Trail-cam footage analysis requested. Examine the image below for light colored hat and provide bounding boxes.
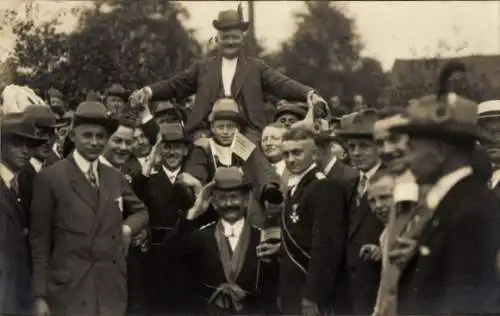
[477,100,500,120]
[208,98,244,124]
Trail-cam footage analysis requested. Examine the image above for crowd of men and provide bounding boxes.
[2,7,500,316]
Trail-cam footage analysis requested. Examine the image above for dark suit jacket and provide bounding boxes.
[18,163,37,230]
[0,179,31,315]
[30,156,149,315]
[325,159,359,209]
[344,167,385,315]
[279,168,346,314]
[171,217,278,315]
[46,148,62,166]
[398,175,500,315]
[149,53,312,134]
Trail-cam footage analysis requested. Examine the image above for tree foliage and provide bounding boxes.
[264,1,388,111]
[5,0,201,107]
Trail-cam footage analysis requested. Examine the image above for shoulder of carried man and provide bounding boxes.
[315,172,326,180]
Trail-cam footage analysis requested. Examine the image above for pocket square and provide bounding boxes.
[116,196,123,212]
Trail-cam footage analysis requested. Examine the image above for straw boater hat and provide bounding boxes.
[212,7,249,31]
[208,98,245,125]
[477,100,500,122]
[73,101,118,134]
[213,167,252,192]
[336,109,379,139]
[391,61,495,144]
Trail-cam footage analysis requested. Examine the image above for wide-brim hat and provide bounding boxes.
[391,93,496,144]
[1,112,47,144]
[208,98,245,125]
[73,101,118,134]
[314,130,342,145]
[159,122,191,144]
[212,9,249,31]
[336,109,379,139]
[213,167,252,191]
[24,105,66,129]
[274,101,307,121]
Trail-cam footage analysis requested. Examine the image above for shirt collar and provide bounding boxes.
[30,157,44,173]
[324,156,338,175]
[162,165,181,183]
[99,155,114,168]
[0,163,15,189]
[491,168,500,189]
[426,166,473,210]
[222,56,238,64]
[220,217,245,237]
[73,150,98,175]
[288,163,317,188]
[52,143,61,158]
[362,161,381,181]
[273,160,286,177]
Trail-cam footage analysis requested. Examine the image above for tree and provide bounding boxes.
[5,0,201,107]
[264,1,387,111]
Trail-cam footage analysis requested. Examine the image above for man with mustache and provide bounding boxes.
[335,109,385,315]
[167,167,279,314]
[477,100,500,194]
[0,112,47,316]
[129,7,325,142]
[386,92,500,315]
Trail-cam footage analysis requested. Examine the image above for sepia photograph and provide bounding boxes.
[0,1,499,315]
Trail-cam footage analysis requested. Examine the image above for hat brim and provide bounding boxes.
[209,112,246,125]
[315,134,342,144]
[212,20,250,31]
[214,183,253,192]
[1,131,47,144]
[274,109,306,121]
[73,116,118,134]
[335,130,373,139]
[392,123,497,145]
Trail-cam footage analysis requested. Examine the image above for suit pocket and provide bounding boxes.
[52,269,72,285]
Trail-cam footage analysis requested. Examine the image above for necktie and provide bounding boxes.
[87,164,98,188]
[356,173,368,206]
[10,173,19,196]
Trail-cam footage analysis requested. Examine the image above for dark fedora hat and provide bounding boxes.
[212,9,249,31]
[213,167,252,192]
[153,101,187,122]
[1,112,47,144]
[24,105,66,129]
[391,93,496,144]
[336,109,379,139]
[274,101,308,121]
[73,101,118,133]
[208,98,245,125]
[160,122,190,144]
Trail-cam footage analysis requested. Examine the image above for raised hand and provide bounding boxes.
[186,181,216,220]
[129,87,152,109]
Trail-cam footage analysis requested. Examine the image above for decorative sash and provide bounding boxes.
[281,202,310,275]
[210,220,251,311]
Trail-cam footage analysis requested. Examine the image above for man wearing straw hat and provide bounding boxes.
[0,112,47,315]
[477,100,500,193]
[130,6,326,141]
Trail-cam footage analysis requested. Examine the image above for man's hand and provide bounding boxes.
[301,298,320,316]
[131,229,148,247]
[359,244,382,262]
[256,242,281,263]
[388,236,417,267]
[33,297,50,316]
[122,225,132,256]
[307,91,327,109]
[177,172,204,196]
[186,181,216,220]
[129,87,152,109]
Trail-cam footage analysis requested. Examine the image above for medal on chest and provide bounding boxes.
[290,204,299,223]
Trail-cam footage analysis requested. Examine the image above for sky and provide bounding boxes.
[0,1,499,71]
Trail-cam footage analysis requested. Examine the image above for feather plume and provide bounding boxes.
[436,60,466,101]
[237,2,244,21]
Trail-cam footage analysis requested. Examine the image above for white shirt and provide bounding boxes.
[30,157,44,173]
[221,218,245,251]
[490,168,500,189]
[426,166,472,211]
[359,161,381,196]
[221,57,238,96]
[323,157,338,175]
[287,163,317,196]
[74,151,99,186]
[52,143,62,159]
[0,163,15,189]
[162,165,181,183]
[273,160,286,177]
[137,156,149,169]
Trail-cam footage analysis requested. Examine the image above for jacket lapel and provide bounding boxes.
[66,157,99,211]
[0,180,23,226]
[231,54,249,98]
[207,54,222,101]
[96,163,115,216]
[290,168,317,204]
